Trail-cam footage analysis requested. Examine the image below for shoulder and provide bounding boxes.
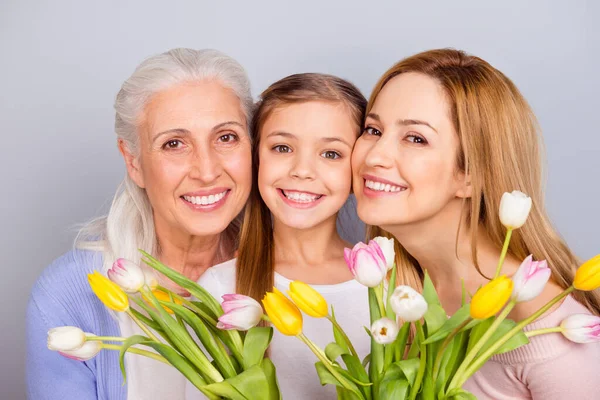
[197,258,237,300]
[27,249,109,330]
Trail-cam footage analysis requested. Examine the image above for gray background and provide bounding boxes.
[1,0,598,398]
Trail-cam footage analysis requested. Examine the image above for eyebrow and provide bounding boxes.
[152,120,245,142]
[366,113,438,133]
[266,131,352,148]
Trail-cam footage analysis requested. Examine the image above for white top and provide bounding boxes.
[185,258,371,400]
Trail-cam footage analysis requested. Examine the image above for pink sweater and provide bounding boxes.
[463,296,600,399]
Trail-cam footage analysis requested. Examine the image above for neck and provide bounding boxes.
[386,199,515,311]
[154,219,227,290]
[272,215,346,267]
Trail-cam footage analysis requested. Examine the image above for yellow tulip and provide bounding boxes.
[143,289,183,314]
[262,287,303,336]
[88,271,129,312]
[470,275,513,319]
[288,281,329,318]
[574,254,600,291]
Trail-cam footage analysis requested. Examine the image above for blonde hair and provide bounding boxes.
[236,73,367,303]
[366,49,600,315]
[76,48,253,273]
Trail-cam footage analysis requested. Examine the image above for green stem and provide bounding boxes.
[525,326,563,338]
[327,315,359,359]
[432,318,471,381]
[86,336,126,342]
[126,309,161,342]
[409,321,426,400]
[298,333,365,400]
[456,287,574,388]
[158,286,218,326]
[375,282,386,317]
[494,228,513,278]
[448,301,516,391]
[101,343,169,364]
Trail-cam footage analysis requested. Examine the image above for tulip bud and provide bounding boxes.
[370,317,399,345]
[262,288,303,336]
[47,326,86,352]
[107,258,146,293]
[288,281,328,318]
[390,286,428,322]
[373,236,395,270]
[88,271,129,312]
[499,190,532,229]
[574,254,600,291]
[217,294,263,331]
[59,334,102,361]
[511,255,551,302]
[470,275,513,319]
[560,314,600,343]
[344,241,387,287]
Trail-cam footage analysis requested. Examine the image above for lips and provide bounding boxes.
[182,190,229,206]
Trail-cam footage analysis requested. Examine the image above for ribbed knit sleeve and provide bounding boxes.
[464,296,600,399]
[26,250,125,400]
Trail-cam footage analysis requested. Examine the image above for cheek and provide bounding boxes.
[324,161,352,195]
[222,147,252,188]
[143,155,188,192]
[351,139,369,173]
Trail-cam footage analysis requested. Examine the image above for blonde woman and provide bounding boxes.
[26,48,253,400]
[351,49,600,399]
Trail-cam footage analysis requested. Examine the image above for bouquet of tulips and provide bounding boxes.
[259,190,600,399]
[47,252,280,400]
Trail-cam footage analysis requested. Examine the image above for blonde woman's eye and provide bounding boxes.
[362,126,381,136]
[273,145,292,153]
[163,139,183,149]
[406,134,427,145]
[322,150,341,160]
[218,133,239,143]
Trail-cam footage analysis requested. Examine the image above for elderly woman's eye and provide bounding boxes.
[218,133,239,143]
[163,139,183,149]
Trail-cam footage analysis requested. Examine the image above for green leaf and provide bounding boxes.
[166,301,237,378]
[393,322,411,362]
[437,330,468,395]
[260,358,281,400]
[341,354,372,400]
[385,264,398,321]
[446,388,478,400]
[422,271,441,306]
[368,287,384,389]
[379,365,410,399]
[326,342,349,362]
[395,358,420,386]
[488,319,529,355]
[336,387,363,400]
[128,308,163,332]
[314,362,364,399]
[331,307,351,354]
[423,304,470,344]
[466,317,494,354]
[242,327,273,369]
[423,303,447,337]
[118,335,151,384]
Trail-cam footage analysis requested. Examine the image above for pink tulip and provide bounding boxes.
[560,314,600,343]
[511,255,551,302]
[108,258,145,293]
[344,241,387,287]
[217,294,263,331]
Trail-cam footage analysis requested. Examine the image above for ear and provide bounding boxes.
[455,171,472,199]
[118,139,145,188]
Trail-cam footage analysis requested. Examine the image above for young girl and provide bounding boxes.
[351,48,600,399]
[187,73,369,399]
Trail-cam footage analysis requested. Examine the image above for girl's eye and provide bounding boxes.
[321,150,341,160]
[273,145,292,153]
[363,126,382,136]
[406,134,427,145]
[218,133,239,143]
[163,139,183,149]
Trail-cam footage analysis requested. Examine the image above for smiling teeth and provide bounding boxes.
[365,180,404,192]
[283,190,321,203]
[183,191,227,205]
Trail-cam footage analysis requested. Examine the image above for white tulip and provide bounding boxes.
[373,236,395,270]
[499,190,532,229]
[390,286,428,322]
[370,317,399,345]
[107,258,146,293]
[59,334,102,361]
[47,326,86,351]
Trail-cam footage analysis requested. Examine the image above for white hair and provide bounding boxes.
[76,48,253,273]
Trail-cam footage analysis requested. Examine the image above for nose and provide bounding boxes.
[289,151,316,180]
[364,135,395,170]
[189,144,223,183]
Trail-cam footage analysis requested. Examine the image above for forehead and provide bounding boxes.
[371,72,450,124]
[262,101,358,142]
[141,81,245,131]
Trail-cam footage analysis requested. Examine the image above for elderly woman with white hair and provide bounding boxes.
[26,48,254,400]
